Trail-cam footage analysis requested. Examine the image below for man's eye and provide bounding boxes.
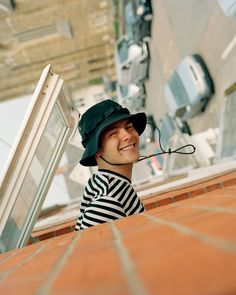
[109,130,118,136]
[126,124,133,130]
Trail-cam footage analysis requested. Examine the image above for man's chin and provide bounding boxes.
[123,155,140,164]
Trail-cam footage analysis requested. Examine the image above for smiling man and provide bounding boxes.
[75,99,147,230]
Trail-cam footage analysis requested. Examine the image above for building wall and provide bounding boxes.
[0,0,117,101]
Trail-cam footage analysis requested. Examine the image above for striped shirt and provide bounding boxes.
[75,169,145,230]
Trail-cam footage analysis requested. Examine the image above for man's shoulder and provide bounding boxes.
[83,172,110,196]
[92,171,111,186]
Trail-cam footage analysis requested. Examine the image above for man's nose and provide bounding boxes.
[120,128,132,140]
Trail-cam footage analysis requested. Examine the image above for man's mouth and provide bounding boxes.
[120,144,136,151]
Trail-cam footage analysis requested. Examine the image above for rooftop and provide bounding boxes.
[0,161,236,294]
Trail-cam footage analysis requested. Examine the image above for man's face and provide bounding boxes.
[97,119,140,165]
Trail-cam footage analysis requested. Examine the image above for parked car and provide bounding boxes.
[218,0,236,18]
[164,54,214,121]
[115,35,149,85]
[124,0,153,43]
[116,83,146,112]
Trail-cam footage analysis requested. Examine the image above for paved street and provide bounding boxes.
[145,0,236,134]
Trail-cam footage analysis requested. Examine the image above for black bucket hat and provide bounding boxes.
[78,99,147,166]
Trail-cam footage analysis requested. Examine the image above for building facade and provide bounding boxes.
[0,0,117,102]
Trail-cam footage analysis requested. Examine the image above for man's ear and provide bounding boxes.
[96,150,102,157]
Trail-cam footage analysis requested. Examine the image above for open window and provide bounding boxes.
[0,65,75,252]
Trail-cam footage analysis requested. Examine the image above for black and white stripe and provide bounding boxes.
[75,169,145,230]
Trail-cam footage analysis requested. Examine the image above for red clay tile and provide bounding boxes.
[223,178,236,187]
[156,197,174,207]
[173,193,190,202]
[144,202,157,210]
[189,187,206,197]
[207,183,222,192]
[37,231,56,241]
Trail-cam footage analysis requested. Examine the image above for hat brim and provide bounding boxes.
[80,112,147,166]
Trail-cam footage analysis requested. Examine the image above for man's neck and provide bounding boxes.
[97,162,133,180]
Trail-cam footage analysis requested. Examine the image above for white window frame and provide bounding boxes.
[0,65,74,251]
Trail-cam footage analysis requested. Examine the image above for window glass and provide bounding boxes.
[0,96,32,184]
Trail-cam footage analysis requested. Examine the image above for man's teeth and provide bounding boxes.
[121,144,135,151]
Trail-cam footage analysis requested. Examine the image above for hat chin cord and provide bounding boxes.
[99,156,134,166]
[138,124,196,163]
[99,124,196,166]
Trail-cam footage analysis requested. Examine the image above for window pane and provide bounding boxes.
[0,96,32,184]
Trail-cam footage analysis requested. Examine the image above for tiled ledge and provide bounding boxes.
[31,161,236,242]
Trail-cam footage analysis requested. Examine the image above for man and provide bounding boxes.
[75,99,147,230]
